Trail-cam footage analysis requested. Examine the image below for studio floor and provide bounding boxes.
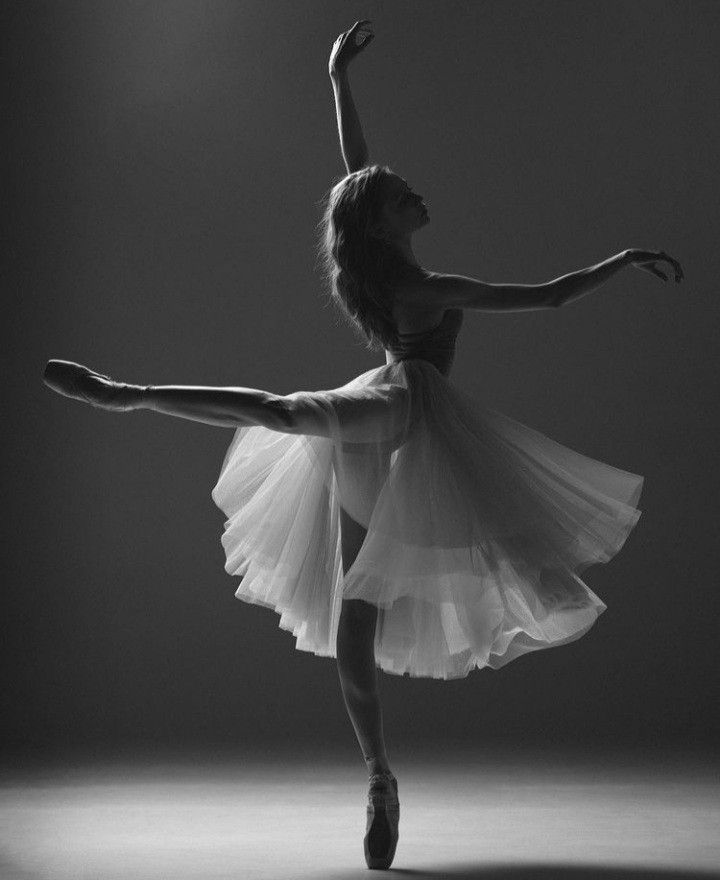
[1,746,718,879]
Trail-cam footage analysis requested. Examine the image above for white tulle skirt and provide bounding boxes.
[210,359,643,680]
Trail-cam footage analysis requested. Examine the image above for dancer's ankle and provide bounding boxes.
[365,755,392,777]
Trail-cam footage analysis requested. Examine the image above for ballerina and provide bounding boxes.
[43,20,684,871]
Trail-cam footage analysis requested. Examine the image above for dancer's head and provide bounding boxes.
[316,165,428,351]
[371,169,429,241]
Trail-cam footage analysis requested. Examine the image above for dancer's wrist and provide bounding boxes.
[122,383,152,411]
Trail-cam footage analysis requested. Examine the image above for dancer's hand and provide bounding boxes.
[625,249,684,283]
[329,20,374,78]
[43,359,145,412]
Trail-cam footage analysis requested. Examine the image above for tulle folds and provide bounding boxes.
[211,358,644,680]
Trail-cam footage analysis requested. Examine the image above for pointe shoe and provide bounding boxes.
[363,771,399,870]
[43,359,137,412]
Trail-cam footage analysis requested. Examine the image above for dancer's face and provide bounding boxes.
[374,174,429,241]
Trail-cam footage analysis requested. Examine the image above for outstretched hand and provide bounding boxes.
[329,20,374,77]
[626,249,684,283]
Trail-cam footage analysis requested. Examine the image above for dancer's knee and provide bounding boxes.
[338,598,378,643]
[336,601,378,688]
[278,392,332,437]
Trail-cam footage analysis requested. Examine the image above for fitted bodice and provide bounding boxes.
[384,308,464,376]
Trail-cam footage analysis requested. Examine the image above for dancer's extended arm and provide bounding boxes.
[548,249,683,307]
[329,21,374,174]
[405,249,683,313]
[543,251,635,308]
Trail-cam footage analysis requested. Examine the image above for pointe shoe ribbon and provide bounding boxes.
[43,359,138,412]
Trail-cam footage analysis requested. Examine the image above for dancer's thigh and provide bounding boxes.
[333,444,391,531]
[339,504,368,576]
[338,505,378,642]
[283,383,411,445]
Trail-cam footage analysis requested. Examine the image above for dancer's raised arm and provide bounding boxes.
[329,21,374,174]
[399,249,684,313]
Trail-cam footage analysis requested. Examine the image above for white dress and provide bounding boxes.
[211,308,643,679]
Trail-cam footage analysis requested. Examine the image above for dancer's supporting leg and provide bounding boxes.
[336,506,391,777]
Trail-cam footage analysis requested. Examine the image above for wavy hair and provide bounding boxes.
[315,164,425,352]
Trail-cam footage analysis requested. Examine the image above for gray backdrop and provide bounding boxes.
[4,0,719,762]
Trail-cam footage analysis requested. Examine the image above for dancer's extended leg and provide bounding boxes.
[138,384,309,431]
[43,361,410,444]
[42,361,305,431]
[137,383,404,440]
[336,506,391,776]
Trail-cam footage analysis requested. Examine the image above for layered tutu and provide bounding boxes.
[210,359,643,680]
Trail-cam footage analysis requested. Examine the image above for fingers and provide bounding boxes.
[660,251,684,282]
[631,248,685,284]
[335,20,373,47]
[637,264,667,281]
[334,19,370,43]
[350,19,373,48]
